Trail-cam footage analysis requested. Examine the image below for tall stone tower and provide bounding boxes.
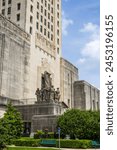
[0,0,62,102]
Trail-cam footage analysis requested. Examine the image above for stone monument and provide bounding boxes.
[35,71,60,103]
[15,71,64,135]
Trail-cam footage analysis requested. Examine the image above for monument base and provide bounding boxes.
[32,114,59,132]
[15,101,66,134]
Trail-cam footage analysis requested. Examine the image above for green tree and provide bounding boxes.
[57,109,100,140]
[0,102,23,145]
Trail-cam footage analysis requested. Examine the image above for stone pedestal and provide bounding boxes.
[15,101,63,133]
[32,114,59,132]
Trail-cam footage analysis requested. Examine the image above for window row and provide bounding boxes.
[2,0,12,6]
[39,25,54,41]
[39,0,53,5]
[40,15,53,23]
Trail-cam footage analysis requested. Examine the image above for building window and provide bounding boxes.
[44,9,47,16]
[93,100,95,110]
[37,2,39,9]
[17,3,21,10]
[37,12,39,19]
[57,38,59,44]
[7,7,11,14]
[51,34,53,41]
[57,12,59,18]
[41,6,43,13]
[2,9,5,15]
[57,47,59,54]
[48,4,50,10]
[57,4,59,10]
[51,25,53,31]
[8,0,12,4]
[51,16,53,22]
[36,22,39,30]
[40,25,43,33]
[45,0,47,7]
[44,19,46,26]
[30,27,32,34]
[51,0,53,5]
[57,29,59,36]
[40,15,43,22]
[68,99,70,107]
[30,5,33,12]
[44,28,46,35]
[51,7,53,14]
[48,13,50,19]
[48,32,50,39]
[2,0,5,6]
[30,16,33,23]
[48,22,50,29]
[17,14,20,21]
[57,21,59,27]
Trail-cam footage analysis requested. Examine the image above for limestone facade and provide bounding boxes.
[0,0,62,102]
[74,80,100,110]
[60,58,78,108]
[0,15,30,100]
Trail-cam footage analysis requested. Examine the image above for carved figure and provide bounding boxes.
[41,71,52,90]
[55,88,61,101]
[35,88,41,102]
[49,85,55,100]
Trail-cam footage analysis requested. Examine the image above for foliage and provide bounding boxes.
[11,138,41,147]
[0,119,7,150]
[0,102,23,146]
[56,139,92,149]
[57,109,100,140]
[11,138,92,149]
[34,130,55,139]
[7,147,56,150]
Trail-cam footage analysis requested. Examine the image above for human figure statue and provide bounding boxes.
[41,71,52,101]
[35,88,41,102]
[49,85,55,101]
[41,71,52,90]
[55,88,61,101]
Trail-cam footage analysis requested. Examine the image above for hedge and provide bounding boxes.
[12,138,92,149]
[56,139,92,149]
[11,138,41,147]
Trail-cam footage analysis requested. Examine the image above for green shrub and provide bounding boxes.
[56,139,92,149]
[48,132,54,139]
[11,138,41,147]
[34,130,44,139]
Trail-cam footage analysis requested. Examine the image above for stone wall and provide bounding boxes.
[74,80,100,110]
[0,15,30,100]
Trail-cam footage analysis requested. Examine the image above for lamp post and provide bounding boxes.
[58,127,61,150]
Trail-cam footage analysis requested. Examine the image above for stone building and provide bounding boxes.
[74,80,100,110]
[0,0,100,112]
[60,58,78,108]
[0,0,62,102]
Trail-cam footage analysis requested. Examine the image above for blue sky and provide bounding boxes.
[62,0,100,88]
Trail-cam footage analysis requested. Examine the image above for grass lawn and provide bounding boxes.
[7,146,58,150]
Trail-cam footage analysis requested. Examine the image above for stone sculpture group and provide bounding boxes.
[35,71,60,103]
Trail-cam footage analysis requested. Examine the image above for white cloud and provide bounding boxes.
[80,22,98,32]
[77,58,86,64]
[80,22,100,60]
[62,11,73,36]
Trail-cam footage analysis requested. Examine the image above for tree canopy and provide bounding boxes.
[57,109,100,140]
[0,102,23,147]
